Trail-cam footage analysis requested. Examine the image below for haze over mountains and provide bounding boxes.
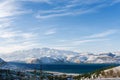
[0,48,120,64]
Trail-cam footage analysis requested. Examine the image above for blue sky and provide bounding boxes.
[0,0,120,53]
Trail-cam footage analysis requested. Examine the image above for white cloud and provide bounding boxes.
[44,28,56,35]
[0,0,38,53]
[85,30,118,39]
[40,29,117,50]
[35,0,120,19]
[19,0,51,4]
[0,41,39,53]
[0,19,12,28]
[51,29,118,50]
[36,6,95,19]
[72,39,109,45]
[44,38,109,52]
[0,31,15,38]
[0,0,25,18]
[0,0,119,53]
[55,38,109,47]
[111,0,120,5]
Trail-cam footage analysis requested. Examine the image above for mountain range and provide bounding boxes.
[0,48,120,64]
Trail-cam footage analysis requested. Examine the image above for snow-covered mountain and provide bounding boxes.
[0,58,6,66]
[0,48,78,64]
[0,48,120,64]
[0,58,18,70]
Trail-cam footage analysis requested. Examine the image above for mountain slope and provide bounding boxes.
[99,66,120,78]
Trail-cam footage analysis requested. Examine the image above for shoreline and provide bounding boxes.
[44,71,80,76]
[27,69,80,76]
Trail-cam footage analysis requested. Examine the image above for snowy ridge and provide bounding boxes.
[0,48,120,64]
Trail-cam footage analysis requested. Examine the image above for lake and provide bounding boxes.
[9,62,119,74]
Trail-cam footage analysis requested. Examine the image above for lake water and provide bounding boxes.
[10,62,119,74]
